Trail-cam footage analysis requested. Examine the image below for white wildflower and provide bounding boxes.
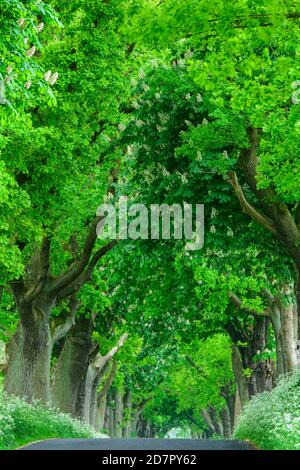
[142,83,150,92]
[210,225,216,234]
[130,78,138,87]
[185,93,191,101]
[138,69,146,79]
[25,80,32,89]
[202,118,208,125]
[227,228,234,237]
[6,65,13,75]
[196,151,202,162]
[155,92,161,100]
[196,93,203,103]
[223,150,228,159]
[135,119,145,128]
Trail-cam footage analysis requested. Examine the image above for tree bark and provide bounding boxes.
[221,404,231,438]
[4,290,53,403]
[123,390,132,438]
[231,344,249,406]
[115,389,124,438]
[52,315,93,417]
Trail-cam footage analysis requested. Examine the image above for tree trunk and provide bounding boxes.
[270,302,298,375]
[221,405,231,438]
[109,403,115,437]
[208,406,223,437]
[123,390,132,438]
[114,389,124,438]
[4,293,53,403]
[52,316,93,417]
[281,304,298,372]
[96,394,107,432]
[231,345,249,406]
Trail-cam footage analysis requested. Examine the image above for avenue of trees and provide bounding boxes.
[0,0,300,440]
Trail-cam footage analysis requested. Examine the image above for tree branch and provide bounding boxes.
[49,217,104,295]
[93,332,129,370]
[228,291,270,317]
[97,360,118,403]
[228,171,276,234]
[185,355,205,376]
[23,237,51,303]
[55,240,117,300]
[51,296,79,344]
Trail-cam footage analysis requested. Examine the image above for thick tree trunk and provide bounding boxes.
[221,405,231,438]
[200,409,216,435]
[281,305,298,372]
[115,389,124,438]
[109,404,115,437]
[270,302,298,375]
[52,316,93,417]
[83,364,98,424]
[4,293,53,403]
[96,394,107,432]
[123,390,132,438]
[208,406,223,437]
[231,345,249,406]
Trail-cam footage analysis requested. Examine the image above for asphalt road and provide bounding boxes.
[21,438,254,450]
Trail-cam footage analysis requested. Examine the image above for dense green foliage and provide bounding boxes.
[0,0,300,449]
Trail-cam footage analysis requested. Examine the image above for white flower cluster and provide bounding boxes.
[210,207,218,219]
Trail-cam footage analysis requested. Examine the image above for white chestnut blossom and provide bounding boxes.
[37,22,44,33]
[17,18,25,27]
[49,72,59,85]
[44,70,52,82]
[26,46,36,57]
[118,123,126,132]
[211,207,218,219]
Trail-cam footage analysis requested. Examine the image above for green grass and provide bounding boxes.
[234,371,300,450]
[0,389,105,450]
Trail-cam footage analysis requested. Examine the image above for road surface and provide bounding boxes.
[21,438,254,450]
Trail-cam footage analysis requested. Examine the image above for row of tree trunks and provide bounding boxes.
[4,228,116,404]
[100,390,153,437]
